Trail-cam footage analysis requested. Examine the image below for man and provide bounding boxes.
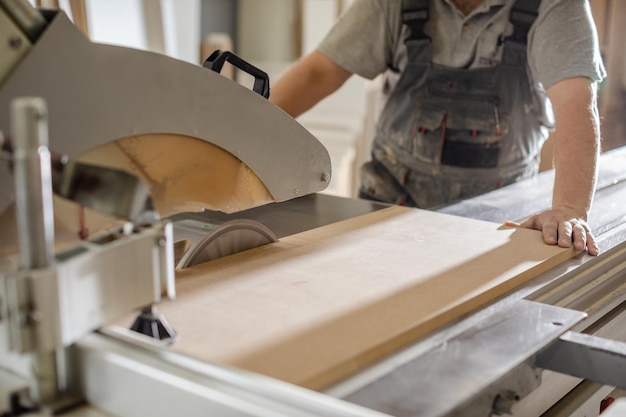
[270,0,605,255]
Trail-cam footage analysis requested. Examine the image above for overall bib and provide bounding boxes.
[359,0,551,209]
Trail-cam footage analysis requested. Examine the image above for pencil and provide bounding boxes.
[503,220,521,227]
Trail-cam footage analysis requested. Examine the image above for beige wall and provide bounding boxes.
[237,0,297,62]
[237,0,354,62]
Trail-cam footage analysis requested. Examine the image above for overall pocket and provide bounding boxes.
[440,126,502,168]
[411,87,509,168]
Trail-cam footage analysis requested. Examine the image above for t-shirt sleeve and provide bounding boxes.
[317,0,400,80]
[528,0,606,90]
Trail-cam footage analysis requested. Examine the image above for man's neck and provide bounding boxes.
[451,0,486,15]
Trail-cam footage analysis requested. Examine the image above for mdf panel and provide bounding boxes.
[126,207,576,390]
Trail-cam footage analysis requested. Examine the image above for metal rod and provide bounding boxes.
[0,0,47,42]
[11,97,55,270]
[11,97,59,404]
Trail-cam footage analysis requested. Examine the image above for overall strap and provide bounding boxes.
[402,0,431,41]
[507,0,541,44]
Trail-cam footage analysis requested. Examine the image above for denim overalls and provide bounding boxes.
[359,0,552,209]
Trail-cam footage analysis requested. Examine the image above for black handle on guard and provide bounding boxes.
[203,50,270,99]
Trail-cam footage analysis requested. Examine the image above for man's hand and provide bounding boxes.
[520,207,599,256]
[540,77,601,257]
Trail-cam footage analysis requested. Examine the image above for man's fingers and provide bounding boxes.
[541,220,559,246]
[556,219,599,255]
[573,220,599,255]
[557,221,573,248]
[587,233,600,256]
[511,212,599,256]
[571,222,587,251]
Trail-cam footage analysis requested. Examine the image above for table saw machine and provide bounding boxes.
[1,1,626,417]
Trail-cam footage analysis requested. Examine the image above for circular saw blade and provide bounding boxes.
[176,219,276,269]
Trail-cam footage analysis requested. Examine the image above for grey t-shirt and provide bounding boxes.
[318,0,606,90]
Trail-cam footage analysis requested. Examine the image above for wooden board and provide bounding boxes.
[118,206,577,390]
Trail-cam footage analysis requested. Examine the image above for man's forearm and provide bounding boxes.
[270,50,352,118]
[549,78,601,219]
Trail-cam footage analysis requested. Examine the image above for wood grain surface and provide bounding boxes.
[117,206,576,390]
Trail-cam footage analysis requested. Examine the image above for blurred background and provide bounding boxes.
[29,0,626,198]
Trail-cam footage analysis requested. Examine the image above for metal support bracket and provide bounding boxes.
[341,300,586,417]
[2,267,59,353]
[535,330,626,390]
[1,222,175,354]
